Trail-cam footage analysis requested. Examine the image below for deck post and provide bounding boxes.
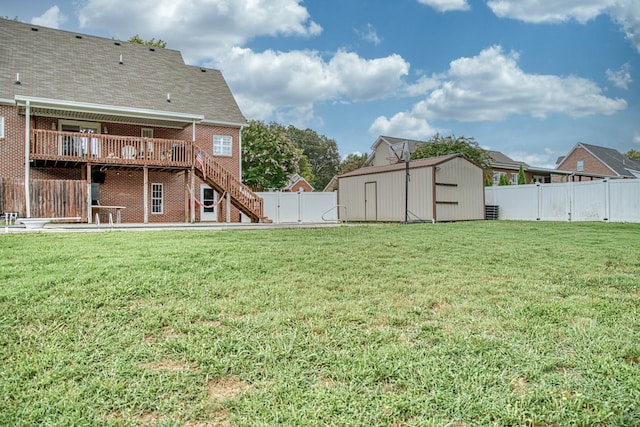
[24,100,31,218]
[190,167,196,223]
[143,166,149,223]
[86,164,92,223]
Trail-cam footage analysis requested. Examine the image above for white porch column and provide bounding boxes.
[143,166,149,223]
[24,100,31,218]
[190,168,196,223]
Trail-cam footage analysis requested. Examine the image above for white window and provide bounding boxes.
[493,172,501,185]
[151,183,163,214]
[577,160,584,171]
[213,135,232,156]
[0,116,4,138]
[511,173,518,185]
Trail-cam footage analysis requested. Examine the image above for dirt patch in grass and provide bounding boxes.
[144,326,183,343]
[511,377,530,395]
[198,320,227,329]
[207,376,251,402]
[144,359,196,371]
[184,409,231,427]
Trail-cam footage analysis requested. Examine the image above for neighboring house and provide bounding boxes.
[488,151,532,185]
[0,18,267,223]
[283,174,314,192]
[338,154,485,222]
[555,142,640,179]
[366,135,425,166]
[322,175,338,192]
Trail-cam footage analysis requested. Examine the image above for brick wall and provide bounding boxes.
[0,105,27,179]
[558,147,615,176]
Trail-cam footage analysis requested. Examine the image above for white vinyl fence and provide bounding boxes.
[257,191,339,223]
[485,179,640,222]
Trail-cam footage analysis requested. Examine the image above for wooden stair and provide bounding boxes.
[193,147,269,223]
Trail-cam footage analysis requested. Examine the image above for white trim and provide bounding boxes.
[201,119,246,128]
[239,124,244,181]
[0,116,4,138]
[14,95,203,124]
[0,98,15,106]
[24,101,31,218]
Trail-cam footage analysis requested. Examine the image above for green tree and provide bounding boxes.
[499,173,510,186]
[625,149,640,160]
[297,150,314,184]
[241,120,300,191]
[286,126,340,191]
[411,133,492,169]
[517,164,526,185]
[338,153,368,175]
[128,34,167,48]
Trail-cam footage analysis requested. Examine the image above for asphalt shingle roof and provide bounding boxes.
[578,143,640,177]
[0,18,246,125]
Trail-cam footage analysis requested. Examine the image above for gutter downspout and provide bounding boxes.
[238,124,244,222]
[191,120,196,224]
[24,100,31,218]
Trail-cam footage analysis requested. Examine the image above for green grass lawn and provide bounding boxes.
[1,221,639,426]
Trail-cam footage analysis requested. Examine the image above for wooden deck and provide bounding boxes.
[31,129,193,169]
[29,129,267,222]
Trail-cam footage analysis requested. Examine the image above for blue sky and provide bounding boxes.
[3,0,639,167]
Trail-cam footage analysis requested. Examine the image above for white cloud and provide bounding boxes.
[78,0,322,60]
[31,6,66,29]
[486,0,640,52]
[609,0,640,53]
[370,45,627,139]
[506,148,558,169]
[606,63,633,89]
[486,0,611,24]
[357,24,382,45]
[420,45,627,121]
[634,132,640,145]
[417,0,470,12]
[369,112,438,139]
[218,48,410,122]
[405,74,443,96]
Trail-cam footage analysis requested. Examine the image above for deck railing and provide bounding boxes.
[31,129,192,167]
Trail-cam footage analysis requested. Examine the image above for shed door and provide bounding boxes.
[365,181,377,221]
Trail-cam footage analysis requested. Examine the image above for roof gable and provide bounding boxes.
[559,142,640,177]
[0,18,246,126]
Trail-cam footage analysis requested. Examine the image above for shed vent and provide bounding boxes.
[31,27,38,31]
[149,47,155,52]
[114,42,121,46]
[75,35,82,39]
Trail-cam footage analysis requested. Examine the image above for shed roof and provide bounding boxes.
[0,18,246,126]
[340,153,464,178]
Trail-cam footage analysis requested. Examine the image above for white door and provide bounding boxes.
[200,185,217,221]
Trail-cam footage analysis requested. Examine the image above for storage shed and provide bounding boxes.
[338,154,485,222]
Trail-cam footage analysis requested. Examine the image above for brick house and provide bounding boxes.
[555,142,640,180]
[0,18,266,223]
[283,174,314,192]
